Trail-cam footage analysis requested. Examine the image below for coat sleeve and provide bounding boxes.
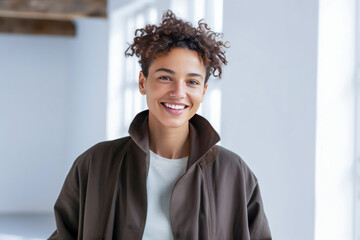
[48,158,85,240]
[247,183,272,240]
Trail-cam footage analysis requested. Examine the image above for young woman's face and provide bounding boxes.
[139,47,208,129]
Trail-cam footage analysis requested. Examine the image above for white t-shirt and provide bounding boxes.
[142,150,188,240]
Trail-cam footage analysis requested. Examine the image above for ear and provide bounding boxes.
[139,71,147,95]
[201,83,208,102]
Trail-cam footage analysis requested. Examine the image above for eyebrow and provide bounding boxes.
[154,68,203,79]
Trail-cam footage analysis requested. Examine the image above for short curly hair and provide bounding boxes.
[125,10,229,84]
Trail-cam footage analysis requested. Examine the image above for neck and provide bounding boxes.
[148,115,190,159]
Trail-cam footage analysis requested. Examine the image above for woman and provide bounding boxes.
[49,10,271,240]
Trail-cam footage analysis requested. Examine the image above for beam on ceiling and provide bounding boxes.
[0,0,107,20]
[0,17,75,36]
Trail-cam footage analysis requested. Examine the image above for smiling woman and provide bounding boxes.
[49,10,271,240]
[138,48,208,159]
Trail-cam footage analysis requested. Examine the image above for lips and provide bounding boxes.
[161,102,189,115]
[163,102,188,110]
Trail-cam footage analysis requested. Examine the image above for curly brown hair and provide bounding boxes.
[125,10,229,84]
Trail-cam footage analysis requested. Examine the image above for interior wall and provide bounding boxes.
[0,19,109,214]
[0,35,70,213]
[66,18,109,170]
[222,1,318,239]
[315,0,356,239]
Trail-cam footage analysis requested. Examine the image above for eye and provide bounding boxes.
[187,80,200,85]
[159,76,171,81]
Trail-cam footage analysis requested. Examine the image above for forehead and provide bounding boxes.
[148,48,206,75]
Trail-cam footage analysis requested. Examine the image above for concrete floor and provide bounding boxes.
[0,214,55,240]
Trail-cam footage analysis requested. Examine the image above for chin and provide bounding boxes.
[160,119,188,129]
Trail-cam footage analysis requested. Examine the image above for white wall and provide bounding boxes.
[222,1,318,239]
[0,35,70,213]
[0,19,109,213]
[66,18,109,170]
[315,0,356,239]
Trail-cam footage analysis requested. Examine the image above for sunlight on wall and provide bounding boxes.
[213,0,223,32]
[315,0,356,239]
[170,0,188,20]
[355,2,360,239]
[194,0,205,22]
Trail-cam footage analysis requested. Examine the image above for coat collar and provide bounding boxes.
[128,110,220,167]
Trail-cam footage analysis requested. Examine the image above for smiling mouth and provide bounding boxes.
[161,102,189,110]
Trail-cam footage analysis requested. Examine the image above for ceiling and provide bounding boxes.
[0,0,107,36]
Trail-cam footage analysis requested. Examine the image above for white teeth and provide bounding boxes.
[164,103,186,110]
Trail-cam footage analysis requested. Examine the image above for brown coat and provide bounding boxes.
[49,110,271,240]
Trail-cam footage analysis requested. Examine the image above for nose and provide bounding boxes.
[169,81,186,99]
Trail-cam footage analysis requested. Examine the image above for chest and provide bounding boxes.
[82,151,249,240]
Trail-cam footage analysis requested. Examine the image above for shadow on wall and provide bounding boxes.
[0,214,55,240]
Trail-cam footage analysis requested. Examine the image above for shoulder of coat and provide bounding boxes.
[73,136,132,167]
[214,145,258,183]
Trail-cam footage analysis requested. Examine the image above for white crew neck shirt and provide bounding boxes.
[142,150,188,240]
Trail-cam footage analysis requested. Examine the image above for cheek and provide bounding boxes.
[191,90,205,102]
[145,86,164,106]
